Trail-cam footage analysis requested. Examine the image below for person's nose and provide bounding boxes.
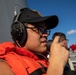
[62,40,67,46]
[43,32,48,36]
[41,33,48,37]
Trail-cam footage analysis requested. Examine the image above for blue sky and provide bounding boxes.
[26,0,76,47]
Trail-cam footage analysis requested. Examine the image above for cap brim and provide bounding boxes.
[25,15,59,29]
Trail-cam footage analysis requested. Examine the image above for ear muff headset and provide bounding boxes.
[10,14,27,46]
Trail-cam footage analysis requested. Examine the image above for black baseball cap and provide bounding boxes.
[18,8,59,29]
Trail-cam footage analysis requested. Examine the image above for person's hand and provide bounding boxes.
[47,36,69,75]
[49,36,69,67]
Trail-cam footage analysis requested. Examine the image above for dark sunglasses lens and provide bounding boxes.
[40,28,51,35]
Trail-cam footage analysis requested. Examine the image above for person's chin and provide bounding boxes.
[41,47,47,52]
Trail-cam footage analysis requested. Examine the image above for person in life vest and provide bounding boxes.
[0,8,69,75]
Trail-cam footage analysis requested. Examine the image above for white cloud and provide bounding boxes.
[67,30,76,35]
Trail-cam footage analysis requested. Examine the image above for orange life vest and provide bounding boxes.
[0,42,48,75]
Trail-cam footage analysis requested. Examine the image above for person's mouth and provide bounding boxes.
[41,40,47,45]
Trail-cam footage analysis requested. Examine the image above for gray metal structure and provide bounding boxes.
[0,0,27,43]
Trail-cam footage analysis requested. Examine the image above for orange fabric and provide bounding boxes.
[0,42,48,75]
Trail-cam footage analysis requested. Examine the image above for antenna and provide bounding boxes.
[14,4,22,15]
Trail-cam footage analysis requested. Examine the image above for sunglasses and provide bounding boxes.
[25,26,51,35]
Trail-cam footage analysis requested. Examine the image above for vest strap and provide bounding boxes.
[29,67,47,75]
